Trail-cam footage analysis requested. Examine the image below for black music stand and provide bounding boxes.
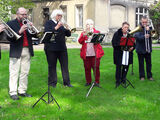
[32,32,60,109]
[120,36,135,89]
[32,84,60,109]
[131,62,134,75]
[86,33,105,98]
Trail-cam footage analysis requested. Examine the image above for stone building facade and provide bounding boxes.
[30,0,158,42]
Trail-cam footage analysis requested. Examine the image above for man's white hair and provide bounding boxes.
[50,9,63,19]
[85,19,94,25]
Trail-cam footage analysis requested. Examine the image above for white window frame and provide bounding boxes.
[135,7,148,26]
[75,4,83,29]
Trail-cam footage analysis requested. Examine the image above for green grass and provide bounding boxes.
[0,48,160,120]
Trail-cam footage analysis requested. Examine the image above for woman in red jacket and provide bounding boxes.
[78,19,104,86]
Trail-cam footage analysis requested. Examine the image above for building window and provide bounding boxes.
[60,5,67,23]
[75,5,83,28]
[43,8,49,26]
[136,7,148,26]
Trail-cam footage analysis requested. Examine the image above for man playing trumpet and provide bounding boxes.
[7,7,37,100]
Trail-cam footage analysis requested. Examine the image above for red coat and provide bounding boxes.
[78,28,104,60]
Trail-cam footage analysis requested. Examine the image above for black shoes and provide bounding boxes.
[18,93,32,97]
[85,83,91,86]
[10,93,32,100]
[10,95,19,100]
[64,84,73,87]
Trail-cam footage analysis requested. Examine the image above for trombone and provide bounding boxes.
[0,19,21,40]
[129,22,155,53]
[22,18,40,34]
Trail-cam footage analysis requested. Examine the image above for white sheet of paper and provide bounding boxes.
[122,51,129,65]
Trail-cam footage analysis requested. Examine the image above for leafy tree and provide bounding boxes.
[0,0,35,21]
[149,1,160,43]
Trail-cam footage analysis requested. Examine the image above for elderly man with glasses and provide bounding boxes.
[7,7,37,100]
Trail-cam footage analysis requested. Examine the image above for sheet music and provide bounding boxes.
[40,32,52,43]
[122,51,129,65]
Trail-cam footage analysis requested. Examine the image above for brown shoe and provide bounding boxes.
[140,77,145,81]
[149,77,154,81]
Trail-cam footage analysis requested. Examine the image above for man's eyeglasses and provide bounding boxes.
[19,14,27,16]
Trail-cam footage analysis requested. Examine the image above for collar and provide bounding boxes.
[52,19,58,24]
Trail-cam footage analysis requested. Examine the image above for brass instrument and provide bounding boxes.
[22,18,40,34]
[129,24,151,53]
[60,19,76,33]
[129,25,142,35]
[87,32,93,36]
[0,19,21,40]
[149,19,157,38]
[63,23,76,33]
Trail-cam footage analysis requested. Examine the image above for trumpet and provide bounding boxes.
[63,23,76,33]
[83,30,93,37]
[0,19,21,40]
[22,18,40,34]
[60,19,76,33]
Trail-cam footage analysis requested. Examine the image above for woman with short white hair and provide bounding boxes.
[78,19,104,87]
[43,9,73,88]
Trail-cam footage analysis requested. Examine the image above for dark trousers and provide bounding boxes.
[45,50,70,85]
[116,65,129,84]
[137,53,152,79]
[83,57,100,84]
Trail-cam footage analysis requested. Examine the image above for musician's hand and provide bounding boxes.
[145,34,150,39]
[55,22,63,30]
[0,24,5,32]
[19,24,28,34]
[29,22,33,26]
[129,47,134,52]
[146,26,150,31]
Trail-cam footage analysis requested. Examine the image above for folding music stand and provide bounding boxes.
[119,36,135,89]
[32,32,60,109]
[86,33,105,98]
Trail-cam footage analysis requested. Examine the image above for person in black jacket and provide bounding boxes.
[7,7,37,100]
[112,22,134,88]
[44,9,73,88]
[134,16,153,81]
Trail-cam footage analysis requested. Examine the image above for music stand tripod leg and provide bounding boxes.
[126,79,135,88]
[32,91,48,108]
[32,85,60,109]
[86,82,95,98]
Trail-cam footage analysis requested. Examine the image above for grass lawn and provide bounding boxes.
[0,47,160,120]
